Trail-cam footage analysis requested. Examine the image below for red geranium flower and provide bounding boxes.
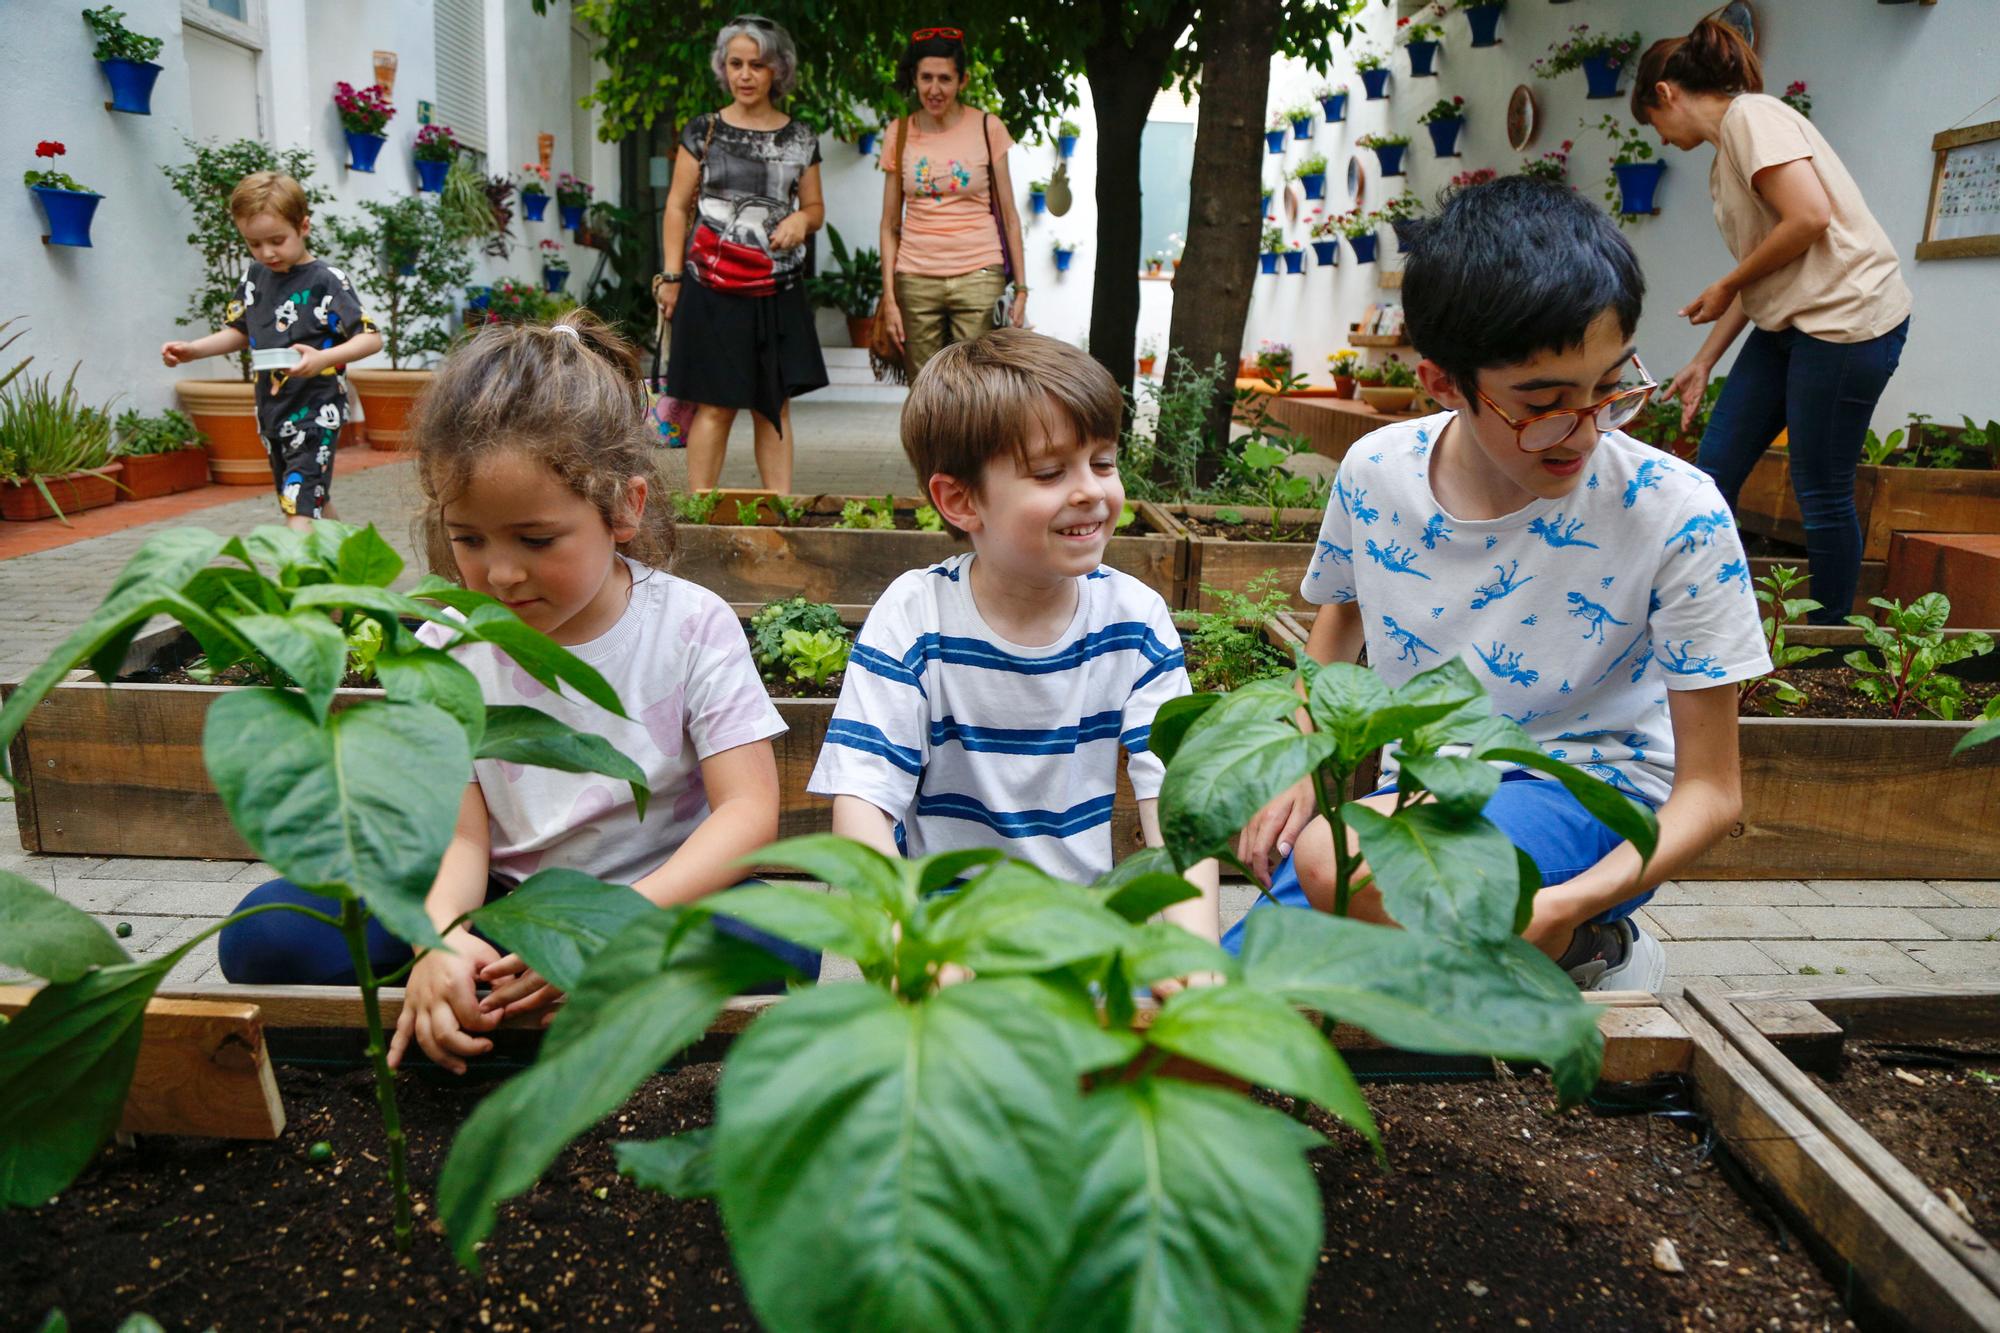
[35,141,65,158]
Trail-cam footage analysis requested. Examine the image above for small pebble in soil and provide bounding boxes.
[115,922,133,938]
[307,1140,334,1164]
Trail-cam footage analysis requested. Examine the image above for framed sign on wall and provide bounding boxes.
[1917,119,2000,260]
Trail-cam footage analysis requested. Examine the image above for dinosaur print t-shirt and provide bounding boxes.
[1302,413,1771,805]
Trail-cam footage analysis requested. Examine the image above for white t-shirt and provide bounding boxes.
[1303,413,1771,805]
[807,555,1190,883]
[416,560,785,888]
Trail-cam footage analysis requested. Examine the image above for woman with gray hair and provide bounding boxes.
[657,13,827,492]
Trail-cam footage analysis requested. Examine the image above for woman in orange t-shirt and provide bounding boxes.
[876,28,1028,379]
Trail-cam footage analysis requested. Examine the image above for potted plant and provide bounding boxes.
[1520,138,1573,183]
[1356,131,1410,177]
[1261,184,1273,214]
[1780,80,1812,118]
[556,172,592,230]
[1145,249,1166,277]
[24,140,102,248]
[1286,103,1316,139]
[411,123,458,193]
[1027,176,1049,214]
[1316,81,1349,122]
[83,5,164,115]
[1355,50,1391,100]
[1449,166,1498,191]
[0,336,121,523]
[539,238,570,293]
[1379,190,1424,251]
[1328,348,1362,398]
[1533,25,1642,100]
[112,408,209,499]
[1056,118,1081,158]
[1264,113,1288,155]
[1254,339,1293,380]
[1457,0,1507,48]
[1308,209,1341,266]
[518,162,551,221]
[1338,207,1379,263]
[1051,236,1077,272]
[1357,356,1420,413]
[1398,6,1447,76]
[804,224,883,348]
[1258,224,1285,275]
[333,81,394,173]
[327,195,475,449]
[1291,152,1329,201]
[1166,231,1184,272]
[163,139,336,484]
[1420,95,1467,157]
[856,127,879,155]
[1282,239,1306,275]
[1138,336,1161,377]
[1593,113,1666,220]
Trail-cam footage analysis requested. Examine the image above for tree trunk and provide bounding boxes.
[1166,0,1279,486]
[1081,0,1194,404]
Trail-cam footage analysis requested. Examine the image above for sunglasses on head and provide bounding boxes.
[910,26,965,42]
[729,14,776,28]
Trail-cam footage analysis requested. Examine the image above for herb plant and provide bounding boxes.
[673,488,722,523]
[0,522,651,1252]
[113,409,205,456]
[835,494,896,530]
[749,596,846,675]
[1120,352,1232,503]
[1738,564,1826,715]
[1844,594,1995,720]
[324,196,475,369]
[1179,576,1296,692]
[81,6,164,63]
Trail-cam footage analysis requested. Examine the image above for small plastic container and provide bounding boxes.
[249,346,302,374]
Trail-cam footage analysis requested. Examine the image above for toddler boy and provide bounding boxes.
[161,171,381,530]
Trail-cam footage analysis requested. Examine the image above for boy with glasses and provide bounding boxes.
[1234,177,1769,990]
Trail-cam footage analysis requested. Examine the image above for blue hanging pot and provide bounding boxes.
[1374,142,1407,176]
[99,58,163,114]
[522,191,549,221]
[1265,129,1286,154]
[467,286,492,309]
[1583,53,1626,99]
[1282,250,1304,274]
[31,186,102,247]
[1465,4,1504,47]
[1406,40,1440,76]
[1311,240,1339,266]
[346,130,386,173]
[1058,134,1078,158]
[1613,161,1667,215]
[1299,172,1326,200]
[858,131,877,155]
[1054,249,1074,272]
[560,203,586,230]
[1291,117,1313,140]
[1350,233,1378,264]
[415,158,450,193]
[1426,117,1464,157]
[1360,68,1391,100]
[1259,253,1279,275]
[543,265,569,293]
[1261,191,1272,214]
[1030,191,1046,215]
[1320,92,1348,122]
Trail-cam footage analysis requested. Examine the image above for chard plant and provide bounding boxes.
[1739,564,1826,715]
[436,656,1644,1330]
[0,522,653,1252]
[1843,593,1994,720]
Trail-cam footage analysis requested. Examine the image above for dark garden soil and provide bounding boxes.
[1182,514,1317,542]
[759,671,841,701]
[1807,1038,2000,1232]
[1744,664,2000,720]
[1,1066,1852,1332]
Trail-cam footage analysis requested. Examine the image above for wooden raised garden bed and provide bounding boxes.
[1735,450,2000,563]
[674,492,1187,609]
[1167,503,1321,613]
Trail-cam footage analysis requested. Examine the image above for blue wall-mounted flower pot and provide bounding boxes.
[1583,54,1626,99]
[415,158,450,193]
[1350,233,1378,264]
[1058,134,1078,158]
[1311,240,1339,266]
[1407,40,1439,76]
[1259,253,1279,275]
[1261,191,1272,214]
[858,131,877,155]
[1426,117,1464,157]
[1374,143,1407,176]
[467,286,492,309]
[522,192,549,221]
[346,130,386,173]
[1030,191,1046,215]
[543,266,569,293]
[31,186,102,247]
[1360,68,1391,100]
[1291,118,1313,140]
[1282,250,1304,274]
[1613,160,1667,215]
[1320,92,1348,122]
[560,203,585,230]
[1054,249,1074,272]
[1265,129,1286,154]
[1299,172,1325,200]
[99,58,163,114]
[1465,4,1504,47]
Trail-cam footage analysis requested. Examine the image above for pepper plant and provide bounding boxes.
[1739,564,1826,716]
[0,522,653,1252]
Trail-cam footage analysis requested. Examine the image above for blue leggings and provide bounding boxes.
[1696,318,1909,624]
[218,878,821,989]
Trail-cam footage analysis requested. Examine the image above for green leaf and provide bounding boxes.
[924,862,1135,974]
[288,582,457,629]
[1514,847,1543,935]
[204,693,470,950]
[230,612,347,724]
[752,835,911,918]
[438,914,787,1267]
[115,1318,166,1333]
[1953,714,2000,757]
[476,706,648,819]
[692,882,893,972]
[0,957,173,1206]
[1344,803,1520,945]
[1146,985,1377,1149]
[336,523,404,587]
[714,980,1085,1333]
[1480,750,1659,861]
[467,869,655,993]
[1103,872,1199,923]
[615,1129,714,1198]
[1305,662,1392,760]
[0,872,129,982]
[1159,722,1335,869]
[376,649,487,750]
[1395,752,1500,819]
[1041,1077,1324,1332]
[1238,911,1604,1103]
[913,847,1005,897]
[1146,693,1222,768]
[458,604,628,717]
[1119,921,1239,987]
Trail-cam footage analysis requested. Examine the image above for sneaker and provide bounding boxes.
[1564,918,1667,993]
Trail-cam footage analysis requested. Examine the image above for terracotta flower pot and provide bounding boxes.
[1359,385,1418,413]
[346,368,436,451]
[116,447,210,500]
[1334,375,1357,399]
[1138,356,1157,376]
[173,379,265,486]
[0,465,122,522]
[846,315,876,349]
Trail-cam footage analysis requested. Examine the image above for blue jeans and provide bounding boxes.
[1696,318,1909,624]
[1221,770,1655,955]
[218,878,820,990]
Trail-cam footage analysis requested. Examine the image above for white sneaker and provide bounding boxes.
[1566,918,1667,993]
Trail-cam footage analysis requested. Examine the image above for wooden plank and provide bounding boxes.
[1887,532,2000,628]
[1688,984,2000,1306]
[1734,998,1845,1076]
[1176,504,1322,613]
[1667,992,2000,1332]
[1596,1004,1691,1081]
[1722,983,2000,1043]
[0,988,284,1140]
[2,683,41,853]
[1265,394,1419,466]
[1747,556,1888,602]
[1866,470,2000,563]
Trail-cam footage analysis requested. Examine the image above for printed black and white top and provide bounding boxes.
[681,112,821,295]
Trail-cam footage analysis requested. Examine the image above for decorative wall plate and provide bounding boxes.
[1507,84,1537,152]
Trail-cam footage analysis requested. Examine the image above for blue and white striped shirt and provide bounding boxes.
[808,554,1190,883]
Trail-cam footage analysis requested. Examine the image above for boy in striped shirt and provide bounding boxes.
[808,328,1219,943]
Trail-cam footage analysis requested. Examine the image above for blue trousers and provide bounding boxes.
[218,878,820,990]
[1696,318,1909,624]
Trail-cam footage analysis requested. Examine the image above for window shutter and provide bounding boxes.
[434,0,487,154]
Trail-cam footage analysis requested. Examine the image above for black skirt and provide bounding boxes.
[664,277,828,433]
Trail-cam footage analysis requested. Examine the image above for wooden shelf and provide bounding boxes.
[1349,333,1409,348]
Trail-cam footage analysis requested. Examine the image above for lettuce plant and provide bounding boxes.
[0,522,652,1251]
[778,627,851,686]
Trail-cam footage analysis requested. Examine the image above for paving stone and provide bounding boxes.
[229,861,281,883]
[75,856,260,882]
[0,851,57,891]
[111,879,259,917]
[1896,940,2000,976]
[1649,880,1825,907]
[1720,973,1883,991]
[163,937,220,985]
[88,914,176,953]
[1632,907,1673,940]
[1932,882,2000,907]
[1646,905,1802,940]
[52,876,150,913]
[1804,880,1956,908]
[1906,908,2000,941]
[1774,906,1946,941]
[1754,939,1935,977]
[1662,940,1786,976]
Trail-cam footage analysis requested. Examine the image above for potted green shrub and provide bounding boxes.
[1355,50,1391,100]
[1592,114,1667,220]
[24,140,102,248]
[1056,117,1081,158]
[1419,95,1467,157]
[0,325,120,523]
[112,408,209,499]
[1399,7,1446,76]
[804,224,883,348]
[1337,207,1379,263]
[1358,356,1420,413]
[1265,112,1288,155]
[412,123,458,193]
[1138,335,1161,377]
[556,172,592,229]
[1292,152,1329,200]
[518,162,551,221]
[328,195,475,449]
[1259,224,1285,275]
[1027,176,1049,214]
[1356,131,1410,177]
[1286,103,1316,139]
[83,5,165,115]
[1534,25,1642,99]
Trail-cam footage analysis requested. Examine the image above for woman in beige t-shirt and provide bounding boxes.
[1636,17,1910,624]
[876,28,1028,379]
